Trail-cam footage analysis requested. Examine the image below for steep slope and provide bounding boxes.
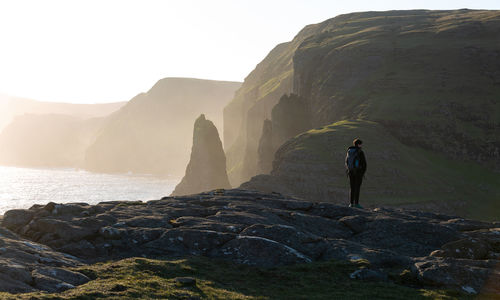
[172,115,231,195]
[225,9,500,186]
[0,114,105,168]
[292,10,500,166]
[257,94,312,174]
[242,120,500,221]
[84,78,241,176]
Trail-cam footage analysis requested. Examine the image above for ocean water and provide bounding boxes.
[0,166,180,215]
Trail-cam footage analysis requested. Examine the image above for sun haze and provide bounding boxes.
[0,0,499,103]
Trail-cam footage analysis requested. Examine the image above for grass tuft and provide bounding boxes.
[1,256,473,299]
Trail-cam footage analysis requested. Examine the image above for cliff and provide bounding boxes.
[84,78,241,177]
[225,9,500,187]
[171,114,231,195]
[0,97,125,168]
[0,114,105,168]
[242,120,500,221]
[257,119,273,174]
[256,94,311,174]
[0,95,125,133]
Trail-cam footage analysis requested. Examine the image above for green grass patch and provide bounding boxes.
[0,256,471,300]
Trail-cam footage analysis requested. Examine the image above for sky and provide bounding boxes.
[0,0,499,104]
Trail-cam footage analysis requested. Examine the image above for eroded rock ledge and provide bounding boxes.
[0,226,88,293]
[2,189,499,294]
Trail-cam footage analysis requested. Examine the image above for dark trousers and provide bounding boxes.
[349,172,363,205]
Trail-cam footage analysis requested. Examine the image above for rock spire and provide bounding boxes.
[172,114,231,195]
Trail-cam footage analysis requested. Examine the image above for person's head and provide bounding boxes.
[353,138,363,148]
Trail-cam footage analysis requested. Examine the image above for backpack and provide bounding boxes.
[346,147,361,171]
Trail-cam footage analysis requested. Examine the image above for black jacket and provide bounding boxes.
[345,146,367,175]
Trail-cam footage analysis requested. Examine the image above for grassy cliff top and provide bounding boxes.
[272,120,500,220]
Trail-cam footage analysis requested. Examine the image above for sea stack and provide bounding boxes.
[172,114,231,195]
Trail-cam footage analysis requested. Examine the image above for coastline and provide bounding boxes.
[0,166,179,215]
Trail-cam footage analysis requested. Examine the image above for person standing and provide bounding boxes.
[345,138,367,208]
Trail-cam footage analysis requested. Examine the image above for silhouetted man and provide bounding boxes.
[345,138,367,208]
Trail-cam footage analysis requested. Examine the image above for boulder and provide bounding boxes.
[412,257,500,294]
[430,238,491,260]
[2,209,35,230]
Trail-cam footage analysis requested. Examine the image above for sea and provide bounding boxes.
[0,166,180,215]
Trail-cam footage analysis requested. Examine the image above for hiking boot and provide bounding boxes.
[355,204,363,209]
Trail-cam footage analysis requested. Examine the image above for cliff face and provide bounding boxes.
[256,94,312,174]
[270,94,311,150]
[84,78,241,176]
[0,96,125,133]
[223,41,300,184]
[291,10,500,167]
[257,119,273,174]
[171,114,231,195]
[0,114,104,168]
[0,97,124,168]
[225,10,500,186]
[241,120,500,221]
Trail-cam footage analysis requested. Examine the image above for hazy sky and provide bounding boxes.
[1,0,499,104]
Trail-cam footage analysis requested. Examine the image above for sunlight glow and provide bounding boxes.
[0,0,498,103]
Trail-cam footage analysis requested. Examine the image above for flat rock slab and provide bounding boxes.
[0,227,88,293]
[1,189,499,294]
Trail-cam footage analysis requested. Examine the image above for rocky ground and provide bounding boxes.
[0,223,88,293]
[1,189,499,295]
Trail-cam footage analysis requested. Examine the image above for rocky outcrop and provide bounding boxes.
[0,224,88,293]
[2,189,499,294]
[171,115,231,195]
